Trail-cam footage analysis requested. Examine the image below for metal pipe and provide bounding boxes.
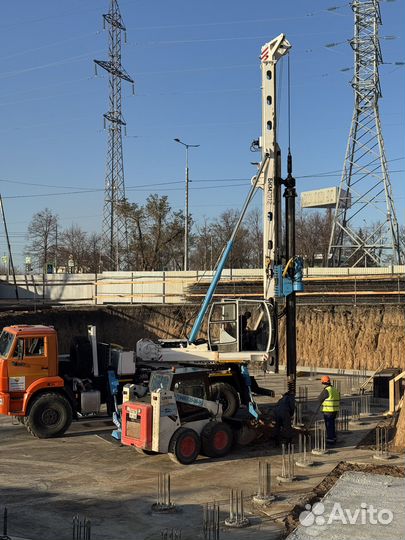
[0,195,18,300]
[283,155,297,383]
[3,507,7,536]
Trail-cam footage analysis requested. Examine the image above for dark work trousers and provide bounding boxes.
[274,412,294,445]
[323,412,338,443]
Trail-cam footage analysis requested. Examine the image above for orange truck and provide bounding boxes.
[0,324,137,438]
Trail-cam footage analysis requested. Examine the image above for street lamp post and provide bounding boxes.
[174,138,200,271]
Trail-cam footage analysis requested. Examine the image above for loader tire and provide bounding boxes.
[235,424,258,446]
[208,382,239,418]
[25,393,72,439]
[168,427,200,465]
[201,421,233,458]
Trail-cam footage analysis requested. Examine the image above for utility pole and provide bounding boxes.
[328,0,401,267]
[174,138,200,271]
[0,195,18,300]
[94,0,134,271]
[54,223,58,274]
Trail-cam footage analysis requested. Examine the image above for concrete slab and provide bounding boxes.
[287,471,405,540]
[0,373,402,539]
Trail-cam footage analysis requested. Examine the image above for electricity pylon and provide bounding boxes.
[94,0,134,270]
[328,0,401,267]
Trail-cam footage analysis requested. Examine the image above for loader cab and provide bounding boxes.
[149,367,212,422]
[207,299,274,353]
[149,368,210,400]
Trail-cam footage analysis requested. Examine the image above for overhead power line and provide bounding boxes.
[0,156,403,194]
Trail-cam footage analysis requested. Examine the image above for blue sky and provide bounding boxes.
[0,0,403,265]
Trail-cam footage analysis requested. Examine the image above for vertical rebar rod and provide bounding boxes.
[225,490,249,527]
[374,425,392,461]
[73,515,91,540]
[153,473,175,512]
[254,461,275,504]
[351,399,360,421]
[296,432,314,467]
[278,443,297,479]
[360,394,371,416]
[312,420,327,455]
[281,444,286,477]
[3,507,7,536]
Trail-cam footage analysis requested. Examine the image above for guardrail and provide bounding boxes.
[0,266,403,305]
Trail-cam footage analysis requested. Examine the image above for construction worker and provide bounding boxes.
[239,311,252,350]
[272,388,295,446]
[318,375,340,444]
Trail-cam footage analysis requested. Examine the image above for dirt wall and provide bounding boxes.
[0,305,199,354]
[292,305,405,371]
[0,304,403,371]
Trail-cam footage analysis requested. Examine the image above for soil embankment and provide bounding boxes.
[0,304,403,371]
[292,305,405,371]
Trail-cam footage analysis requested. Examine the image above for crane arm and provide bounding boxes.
[188,154,269,344]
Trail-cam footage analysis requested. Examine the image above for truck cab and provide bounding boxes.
[0,324,137,439]
[0,325,64,418]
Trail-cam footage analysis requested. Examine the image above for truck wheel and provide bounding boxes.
[168,427,200,465]
[201,421,233,458]
[209,382,239,417]
[25,393,72,439]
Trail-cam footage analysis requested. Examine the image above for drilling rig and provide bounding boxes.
[120,35,304,461]
[137,34,303,390]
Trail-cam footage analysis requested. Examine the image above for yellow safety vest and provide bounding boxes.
[322,385,340,413]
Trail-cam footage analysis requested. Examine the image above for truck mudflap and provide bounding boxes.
[0,392,10,415]
[22,376,65,414]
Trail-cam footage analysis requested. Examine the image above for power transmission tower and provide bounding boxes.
[328,0,401,267]
[94,0,134,271]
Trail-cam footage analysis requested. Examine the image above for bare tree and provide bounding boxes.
[190,208,262,270]
[246,207,263,268]
[117,194,185,270]
[26,208,58,272]
[56,227,104,273]
[190,217,213,271]
[86,232,104,273]
[296,210,332,266]
[57,225,88,273]
[209,209,251,269]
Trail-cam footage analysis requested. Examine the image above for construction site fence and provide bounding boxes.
[0,266,404,306]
